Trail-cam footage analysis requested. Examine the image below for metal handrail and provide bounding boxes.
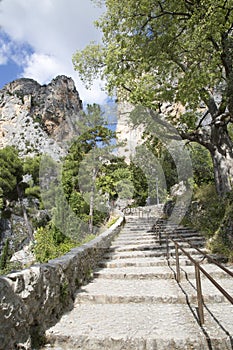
[165,230,233,325]
[174,230,233,277]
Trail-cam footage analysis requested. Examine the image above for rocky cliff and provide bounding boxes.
[0,76,83,268]
[0,75,83,159]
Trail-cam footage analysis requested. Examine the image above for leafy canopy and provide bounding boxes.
[73,0,233,120]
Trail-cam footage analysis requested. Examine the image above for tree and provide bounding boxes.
[23,155,42,200]
[97,157,135,204]
[188,143,214,187]
[0,146,23,201]
[73,0,233,197]
[62,104,117,233]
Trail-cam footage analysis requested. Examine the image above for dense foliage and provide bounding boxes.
[0,146,23,202]
[73,0,233,197]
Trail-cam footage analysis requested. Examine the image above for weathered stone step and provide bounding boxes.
[75,278,229,305]
[112,238,156,246]
[94,265,232,280]
[105,244,205,259]
[41,214,233,350]
[98,256,207,268]
[43,303,232,350]
[114,232,205,241]
[104,248,207,260]
[110,240,205,251]
[75,279,190,304]
[118,232,205,242]
[93,265,179,280]
[154,230,205,239]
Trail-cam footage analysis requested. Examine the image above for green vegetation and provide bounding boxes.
[73,1,233,259]
[74,0,233,197]
[0,146,24,202]
[183,184,224,237]
[0,238,9,270]
[106,215,119,228]
[62,103,117,233]
[33,224,77,263]
[182,183,233,261]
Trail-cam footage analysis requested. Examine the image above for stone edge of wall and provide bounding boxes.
[0,212,124,350]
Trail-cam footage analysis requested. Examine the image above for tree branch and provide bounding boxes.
[196,110,209,130]
[156,1,191,19]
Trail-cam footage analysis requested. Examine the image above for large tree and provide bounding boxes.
[62,104,117,233]
[73,0,233,197]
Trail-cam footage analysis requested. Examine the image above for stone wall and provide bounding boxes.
[0,214,124,350]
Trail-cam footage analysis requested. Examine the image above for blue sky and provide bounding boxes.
[0,0,107,105]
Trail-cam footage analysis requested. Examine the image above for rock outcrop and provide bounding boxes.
[0,76,83,264]
[0,75,83,159]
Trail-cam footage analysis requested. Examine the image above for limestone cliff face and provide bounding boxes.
[116,101,186,161]
[0,75,83,159]
[116,102,144,161]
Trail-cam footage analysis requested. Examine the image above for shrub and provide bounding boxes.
[33,225,77,263]
[183,183,225,238]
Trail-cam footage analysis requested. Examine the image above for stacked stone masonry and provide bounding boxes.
[0,215,124,350]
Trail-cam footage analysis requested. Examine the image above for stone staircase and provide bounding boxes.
[42,214,233,350]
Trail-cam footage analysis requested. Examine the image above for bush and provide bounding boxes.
[183,183,225,238]
[33,225,78,263]
[183,184,233,261]
[208,191,233,261]
[107,216,119,228]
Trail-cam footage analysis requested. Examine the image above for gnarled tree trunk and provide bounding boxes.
[209,125,233,197]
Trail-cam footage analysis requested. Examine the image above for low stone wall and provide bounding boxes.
[0,214,124,350]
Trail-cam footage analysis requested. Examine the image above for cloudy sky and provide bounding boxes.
[0,0,107,105]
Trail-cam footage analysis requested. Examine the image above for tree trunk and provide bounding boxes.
[89,185,94,234]
[89,168,97,233]
[209,125,233,197]
[17,185,33,240]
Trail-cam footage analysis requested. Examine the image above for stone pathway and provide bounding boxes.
[42,213,233,350]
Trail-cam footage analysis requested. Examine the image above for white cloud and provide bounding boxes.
[0,0,107,104]
[22,52,107,105]
[23,53,66,83]
[0,41,10,64]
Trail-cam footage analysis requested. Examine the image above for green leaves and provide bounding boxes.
[72,42,105,88]
[74,0,233,121]
[0,146,23,200]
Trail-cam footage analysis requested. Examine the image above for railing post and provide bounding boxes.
[166,233,169,260]
[195,264,204,325]
[158,227,162,246]
[175,243,181,282]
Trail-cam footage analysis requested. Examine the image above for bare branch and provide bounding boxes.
[196,110,210,130]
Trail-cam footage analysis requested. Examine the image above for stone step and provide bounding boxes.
[75,278,231,305]
[111,238,156,246]
[110,241,205,251]
[94,265,232,281]
[111,236,204,246]
[75,279,190,304]
[43,303,232,350]
[94,265,177,280]
[41,215,233,350]
[118,232,205,241]
[103,248,207,260]
[104,245,205,259]
[98,256,206,268]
